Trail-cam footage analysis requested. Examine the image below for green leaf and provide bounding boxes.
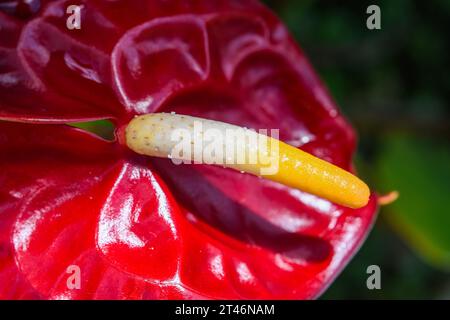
[69,120,115,140]
[377,134,450,270]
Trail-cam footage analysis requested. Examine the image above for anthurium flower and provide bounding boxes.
[0,0,378,299]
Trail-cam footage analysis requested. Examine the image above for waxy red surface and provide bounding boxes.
[0,0,378,299]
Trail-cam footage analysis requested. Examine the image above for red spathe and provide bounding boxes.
[0,0,378,299]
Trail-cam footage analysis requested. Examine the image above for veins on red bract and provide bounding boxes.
[0,0,378,299]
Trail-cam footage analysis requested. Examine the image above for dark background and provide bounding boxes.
[263,0,450,299]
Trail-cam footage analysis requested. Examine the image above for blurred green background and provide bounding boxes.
[263,0,450,299]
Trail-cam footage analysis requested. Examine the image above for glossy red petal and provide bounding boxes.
[0,0,266,123]
[0,1,125,123]
[150,160,377,299]
[112,15,210,114]
[0,0,379,300]
[0,122,110,297]
[96,161,182,281]
[0,0,43,19]
[0,122,201,299]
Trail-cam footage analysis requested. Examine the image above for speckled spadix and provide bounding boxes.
[125,113,370,209]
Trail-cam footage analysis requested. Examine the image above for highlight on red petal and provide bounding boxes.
[0,195,41,299]
[97,161,182,281]
[112,15,210,114]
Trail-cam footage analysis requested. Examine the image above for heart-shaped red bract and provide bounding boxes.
[0,0,377,299]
